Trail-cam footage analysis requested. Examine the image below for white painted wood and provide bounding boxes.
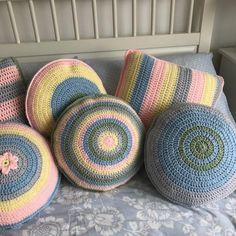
[198,0,216,52]
[71,0,80,40]
[29,0,40,43]
[132,0,137,37]
[92,0,99,39]
[112,0,118,38]
[1,46,197,63]
[151,0,156,35]
[170,0,175,34]
[0,0,216,60]
[0,33,200,58]
[50,0,60,41]
[7,0,20,44]
[188,0,194,33]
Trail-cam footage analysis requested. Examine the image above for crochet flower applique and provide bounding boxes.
[0,152,18,175]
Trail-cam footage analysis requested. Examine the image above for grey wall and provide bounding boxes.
[211,0,236,71]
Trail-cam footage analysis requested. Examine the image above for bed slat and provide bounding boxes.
[188,0,194,33]
[29,0,40,43]
[198,0,216,52]
[151,0,156,35]
[71,0,80,40]
[132,0,137,37]
[92,0,99,39]
[50,0,60,41]
[112,0,118,38]
[7,0,20,44]
[170,0,175,34]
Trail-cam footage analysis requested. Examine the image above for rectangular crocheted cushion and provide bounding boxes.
[115,50,224,128]
[0,58,27,124]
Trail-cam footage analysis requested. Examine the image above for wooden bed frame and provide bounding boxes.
[0,0,216,62]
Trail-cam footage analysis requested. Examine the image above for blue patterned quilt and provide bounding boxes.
[5,172,236,236]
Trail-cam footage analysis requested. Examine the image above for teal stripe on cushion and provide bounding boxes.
[173,67,192,103]
[0,81,25,103]
[130,54,155,113]
[0,58,15,69]
[51,77,100,120]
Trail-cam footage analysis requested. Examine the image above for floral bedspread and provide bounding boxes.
[5,172,236,236]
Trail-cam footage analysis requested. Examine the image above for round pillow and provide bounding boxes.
[145,104,236,206]
[0,123,60,231]
[52,95,145,191]
[26,59,106,136]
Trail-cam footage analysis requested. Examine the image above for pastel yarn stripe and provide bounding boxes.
[130,54,154,112]
[26,59,106,136]
[0,66,20,85]
[0,57,15,69]
[0,58,27,124]
[140,60,165,125]
[0,123,60,231]
[73,113,139,175]
[145,104,236,206]
[116,50,224,128]
[0,96,25,122]
[201,73,217,105]
[52,95,145,191]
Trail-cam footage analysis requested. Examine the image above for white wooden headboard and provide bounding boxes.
[0,0,216,62]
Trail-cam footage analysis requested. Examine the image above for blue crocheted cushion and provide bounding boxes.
[145,104,236,206]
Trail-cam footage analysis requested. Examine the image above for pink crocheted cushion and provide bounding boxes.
[0,58,27,124]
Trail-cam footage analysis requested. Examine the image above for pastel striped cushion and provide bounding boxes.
[52,95,145,191]
[0,58,27,124]
[0,123,60,231]
[116,50,224,128]
[26,59,106,137]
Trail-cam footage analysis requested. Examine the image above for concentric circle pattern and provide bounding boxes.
[26,59,106,136]
[145,104,236,206]
[52,95,145,191]
[0,123,60,231]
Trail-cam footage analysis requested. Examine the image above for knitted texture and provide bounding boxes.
[0,58,27,124]
[26,59,107,136]
[145,104,236,207]
[0,123,60,231]
[52,95,145,191]
[116,50,224,128]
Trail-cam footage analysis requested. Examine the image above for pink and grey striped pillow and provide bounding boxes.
[0,58,27,124]
[116,50,224,128]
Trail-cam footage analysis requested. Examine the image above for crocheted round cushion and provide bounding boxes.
[26,59,106,136]
[0,123,60,231]
[145,104,236,206]
[52,95,145,191]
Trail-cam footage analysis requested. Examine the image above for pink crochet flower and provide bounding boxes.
[0,152,18,175]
